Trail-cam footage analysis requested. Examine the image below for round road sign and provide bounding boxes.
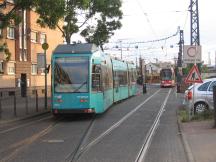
[42,43,49,50]
[187,46,196,57]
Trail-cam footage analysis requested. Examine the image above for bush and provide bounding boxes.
[178,108,189,122]
[191,110,214,121]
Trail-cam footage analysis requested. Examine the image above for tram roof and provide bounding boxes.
[53,43,99,54]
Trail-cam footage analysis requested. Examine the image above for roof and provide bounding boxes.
[53,43,99,54]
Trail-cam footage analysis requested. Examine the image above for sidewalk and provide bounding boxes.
[181,120,216,162]
[0,96,51,124]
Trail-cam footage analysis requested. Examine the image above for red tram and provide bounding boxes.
[160,68,175,87]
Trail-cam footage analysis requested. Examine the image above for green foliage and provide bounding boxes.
[191,110,213,121]
[0,0,64,30]
[178,108,189,122]
[0,43,11,62]
[0,0,123,48]
[36,0,65,29]
[80,0,123,48]
[201,64,208,73]
[0,0,36,29]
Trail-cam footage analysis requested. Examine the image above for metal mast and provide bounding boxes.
[190,0,200,45]
[177,30,184,67]
[176,30,184,93]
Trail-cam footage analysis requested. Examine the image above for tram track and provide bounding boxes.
[0,117,62,162]
[64,115,96,162]
[0,87,168,162]
[0,114,53,135]
[65,89,161,162]
[135,88,172,162]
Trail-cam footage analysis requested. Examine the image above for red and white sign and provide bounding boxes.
[184,65,203,83]
[183,45,202,63]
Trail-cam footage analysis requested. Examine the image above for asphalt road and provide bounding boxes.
[0,86,187,162]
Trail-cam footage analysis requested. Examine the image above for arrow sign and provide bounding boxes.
[184,65,203,83]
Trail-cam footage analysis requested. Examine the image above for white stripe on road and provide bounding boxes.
[135,88,172,162]
[77,89,161,157]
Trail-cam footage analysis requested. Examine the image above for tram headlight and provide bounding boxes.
[80,99,88,103]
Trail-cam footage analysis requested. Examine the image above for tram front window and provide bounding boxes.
[160,69,172,80]
[54,57,89,93]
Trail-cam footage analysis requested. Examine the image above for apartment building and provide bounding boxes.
[0,1,64,93]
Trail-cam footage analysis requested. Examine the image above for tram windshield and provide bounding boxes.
[54,56,89,93]
[160,69,173,80]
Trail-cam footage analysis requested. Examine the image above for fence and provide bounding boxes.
[0,87,51,120]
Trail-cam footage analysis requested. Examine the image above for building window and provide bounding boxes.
[8,67,15,75]
[41,68,45,75]
[19,10,27,62]
[19,49,27,61]
[23,49,27,61]
[0,61,3,74]
[7,27,15,39]
[0,29,2,37]
[31,31,38,43]
[40,33,46,44]
[7,62,15,75]
[31,64,37,75]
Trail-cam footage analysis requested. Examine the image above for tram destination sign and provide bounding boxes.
[183,45,202,63]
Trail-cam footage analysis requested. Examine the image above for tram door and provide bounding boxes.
[92,65,102,92]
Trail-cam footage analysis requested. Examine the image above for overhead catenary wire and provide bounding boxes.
[108,27,180,45]
[135,0,158,38]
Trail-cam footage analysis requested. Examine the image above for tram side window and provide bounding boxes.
[92,65,102,92]
[114,71,119,88]
[118,71,128,86]
[101,64,112,91]
[132,69,137,82]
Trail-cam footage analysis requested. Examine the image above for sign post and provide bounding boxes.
[184,43,203,119]
[42,42,49,110]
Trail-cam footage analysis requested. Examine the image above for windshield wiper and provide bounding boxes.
[73,81,87,92]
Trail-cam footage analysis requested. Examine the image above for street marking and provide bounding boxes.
[43,139,64,143]
[135,89,172,162]
[0,121,58,162]
[0,116,52,134]
[75,89,161,159]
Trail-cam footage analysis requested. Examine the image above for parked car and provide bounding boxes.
[184,78,216,114]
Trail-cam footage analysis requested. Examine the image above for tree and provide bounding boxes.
[0,0,37,29]
[80,0,122,49]
[37,0,123,47]
[0,0,123,47]
[0,0,65,29]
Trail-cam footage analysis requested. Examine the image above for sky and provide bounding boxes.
[104,0,216,65]
[71,0,216,65]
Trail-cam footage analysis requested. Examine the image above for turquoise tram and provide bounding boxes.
[51,43,137,114]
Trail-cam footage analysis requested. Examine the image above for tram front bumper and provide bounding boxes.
[52,108,95,114]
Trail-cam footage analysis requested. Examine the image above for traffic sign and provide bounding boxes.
[183,45,202,63]
[184,64,203,83]
[42,42,49,50]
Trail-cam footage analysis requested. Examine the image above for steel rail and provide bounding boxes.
[63,115,96,162]
[70,89,161,161]
[0,118,61,162]
[0,115,52,134]
[135,88,172,162]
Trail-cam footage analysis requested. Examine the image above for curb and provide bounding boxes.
[0,110,51,125]
[177,111,195,162]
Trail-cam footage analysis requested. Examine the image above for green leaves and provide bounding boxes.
[0,0,123,47]
[80,0,123,48]
[36,0,65,29]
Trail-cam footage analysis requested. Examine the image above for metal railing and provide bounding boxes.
[0,87,51,119]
